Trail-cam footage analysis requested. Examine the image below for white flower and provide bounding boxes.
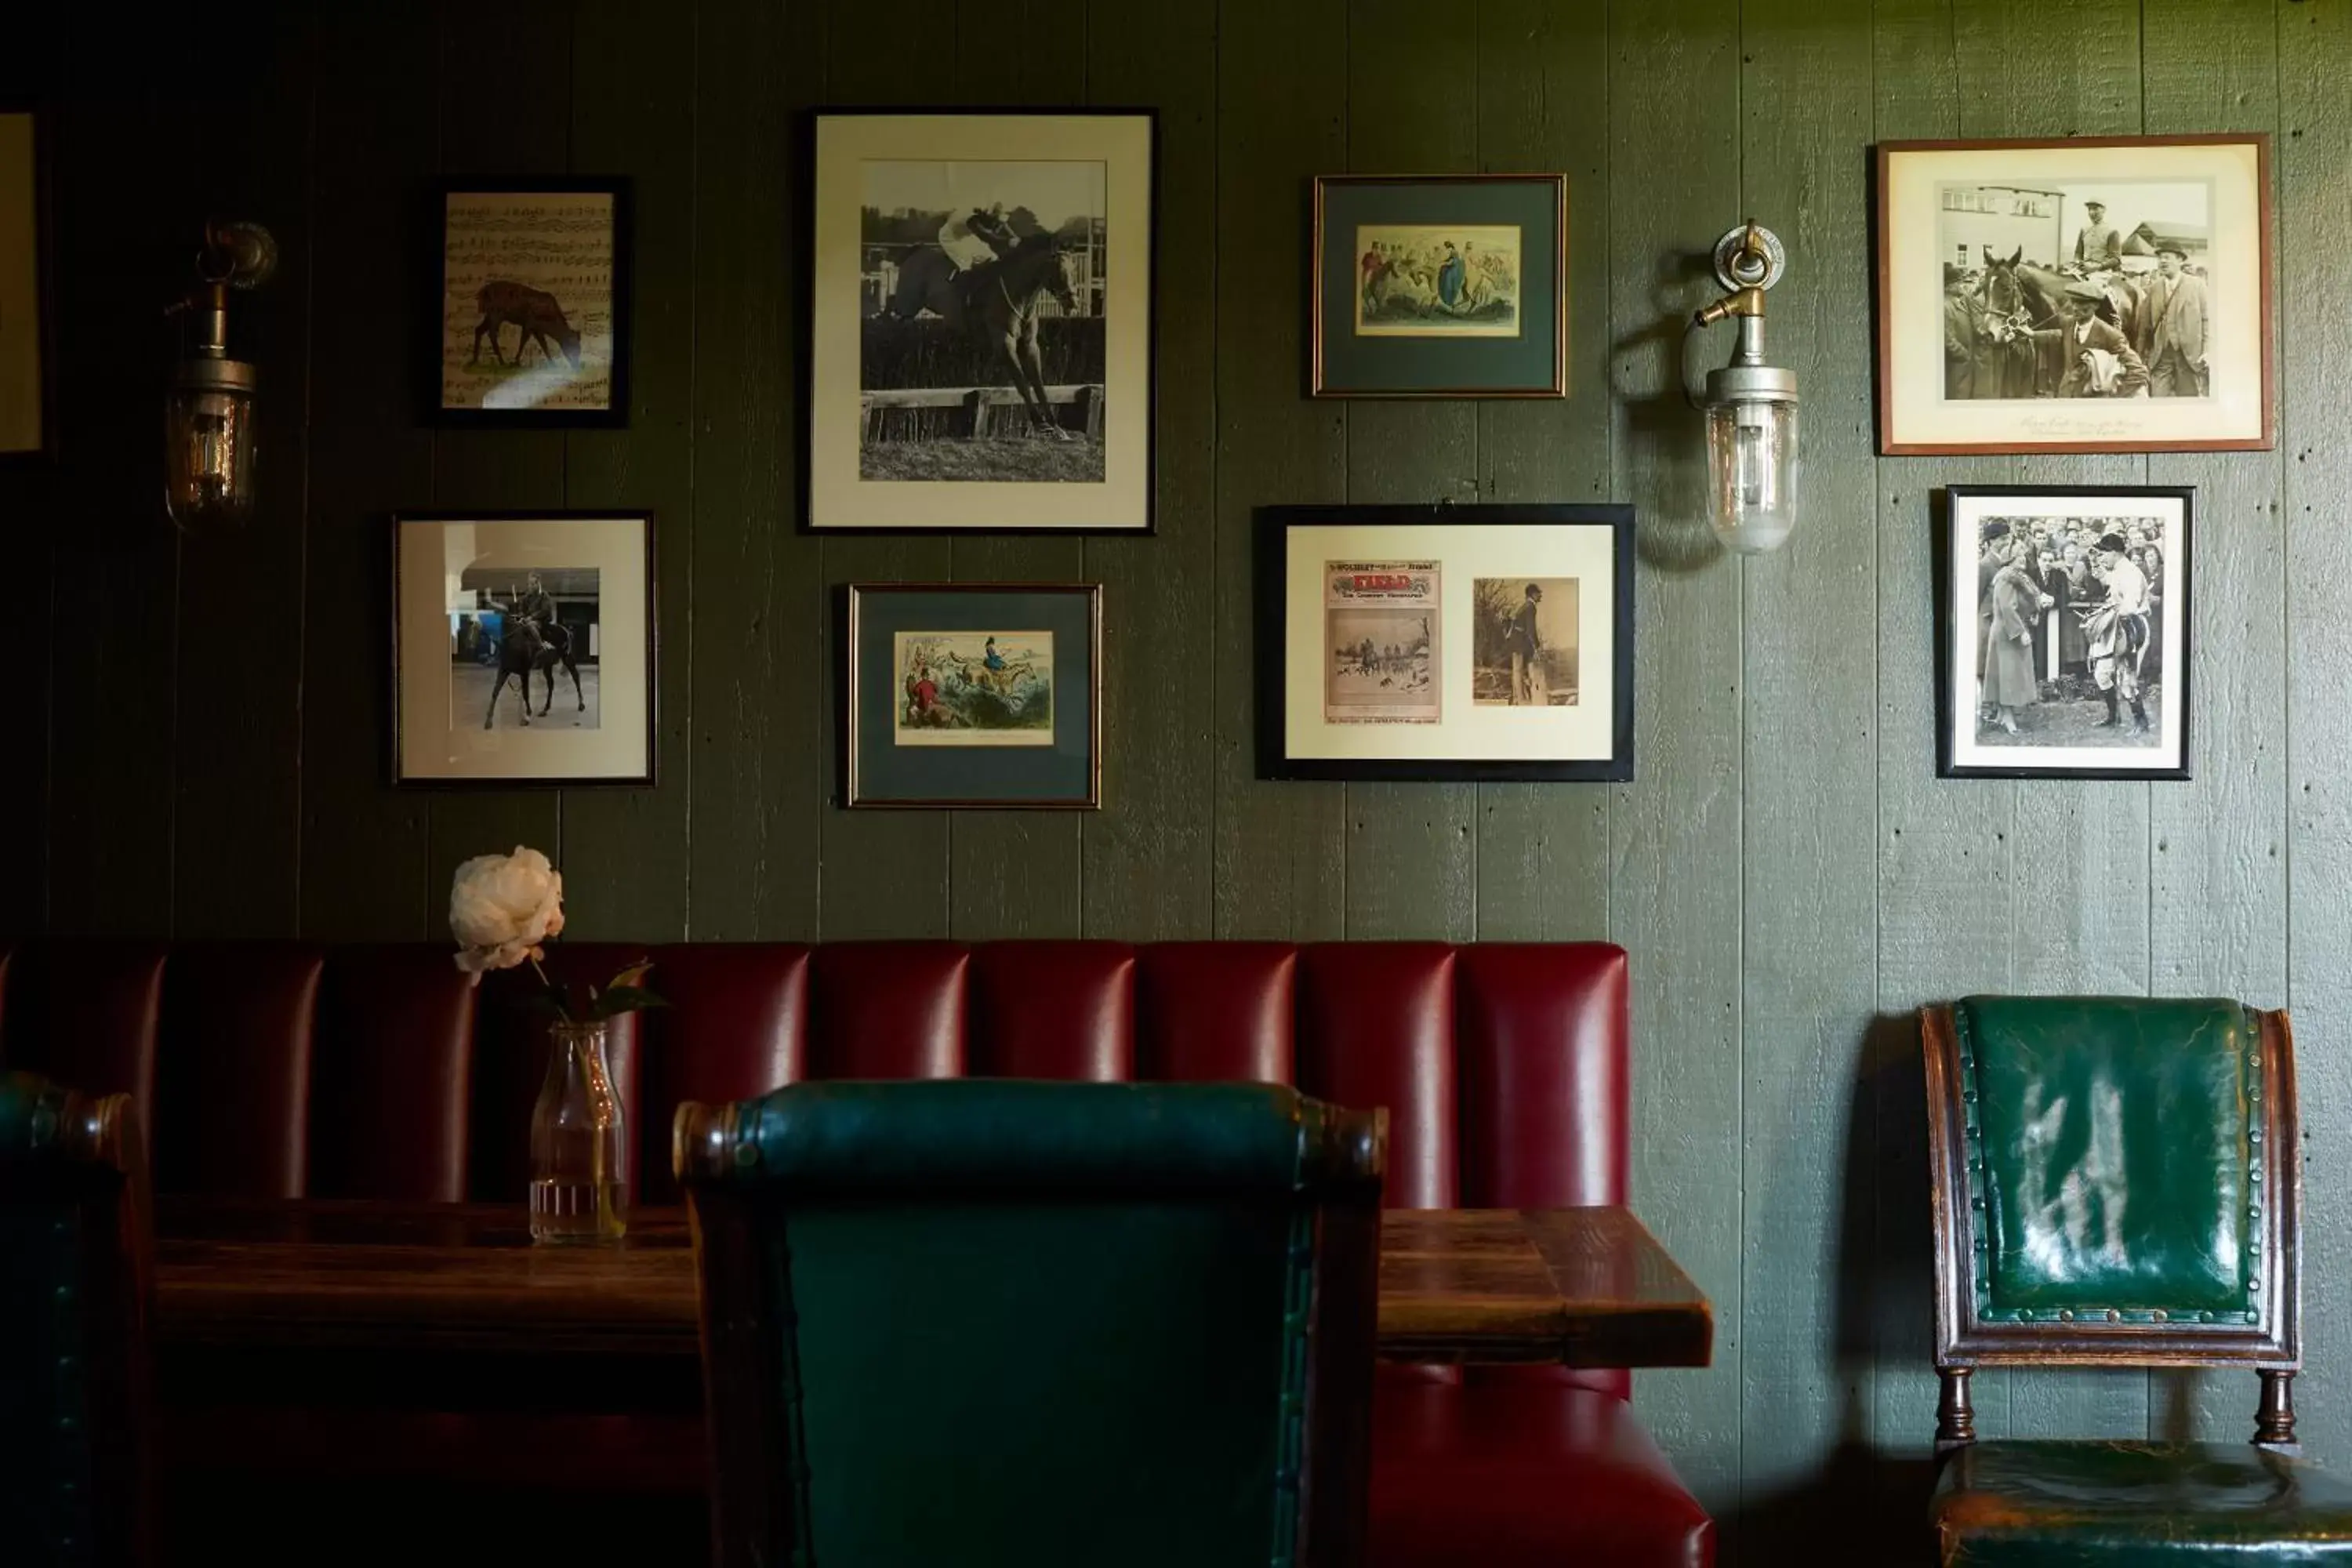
[449,846,566,978]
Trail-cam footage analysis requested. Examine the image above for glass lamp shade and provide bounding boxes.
[1704,395,1798,555]
[163,370,257,533]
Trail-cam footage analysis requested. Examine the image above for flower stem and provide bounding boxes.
[530,956,570,1022]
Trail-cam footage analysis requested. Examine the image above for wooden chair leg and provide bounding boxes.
[2256,1369,2299,1455]
[1935,1367,1976,1455]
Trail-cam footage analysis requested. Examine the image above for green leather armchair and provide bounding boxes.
[1921,997,2352,1565]
[674,1079,1387,1568]
[0,1072,153,1568]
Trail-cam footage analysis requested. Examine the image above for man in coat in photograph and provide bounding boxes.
[2048,281,2149,398]
[1943,264,1981,398]
[2144,244,2209,397]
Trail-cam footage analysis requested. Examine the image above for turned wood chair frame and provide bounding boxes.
[1920,1004,2302,1457]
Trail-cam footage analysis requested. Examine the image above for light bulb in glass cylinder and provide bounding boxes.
[1705,396,1799,555]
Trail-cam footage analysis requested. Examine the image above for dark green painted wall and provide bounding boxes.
[5,2,2350,1558]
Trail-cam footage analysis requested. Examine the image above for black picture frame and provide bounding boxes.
[804,109,1158,534]
[1936,484,2192,782]
[1257,504,1635,782]
[0,101,56,463]
[844,583,1102,810]
[390,510,659,787]
[428,176,632,430]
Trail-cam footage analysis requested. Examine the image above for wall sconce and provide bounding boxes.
[1687,223,1799,554]
[163,220,276,534]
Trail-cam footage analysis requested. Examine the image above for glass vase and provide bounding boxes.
[529,1020,627,1244]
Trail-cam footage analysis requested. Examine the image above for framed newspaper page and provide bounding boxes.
[1256,505,1633,782]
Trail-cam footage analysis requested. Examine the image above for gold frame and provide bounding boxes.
[1311,172,1569,400]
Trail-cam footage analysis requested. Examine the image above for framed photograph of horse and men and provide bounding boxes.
[1877,135,2272,454]
[808,111,1155,532]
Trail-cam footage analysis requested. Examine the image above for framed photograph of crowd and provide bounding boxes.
[432,178,631,426]
[1312,174,1568,397]
[1939,485,2190,782]
[392,511,656,786]
[845,583,1102,808]
[1258,505,1632,782]
[808,111,1155,532]
[1877,135,2272,454]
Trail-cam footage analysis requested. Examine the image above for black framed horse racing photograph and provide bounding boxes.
[429,177,632,428]
[392,511,656,786]
[807,111,1155,532]
[1876,136,2272,454]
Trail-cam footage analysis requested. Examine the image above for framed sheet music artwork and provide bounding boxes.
[433,178,631,427]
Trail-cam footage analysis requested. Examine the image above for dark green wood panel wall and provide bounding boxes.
[5,3,2350,1558]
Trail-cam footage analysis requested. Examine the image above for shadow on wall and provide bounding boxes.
[1613,246,1729,575]
[1733,1011,1944,1566]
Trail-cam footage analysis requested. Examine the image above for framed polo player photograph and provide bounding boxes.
[431,178,632,427]
[393,511,656,786]
[1877,136,2272,454]
[1937,486,2190,782]
[808,111,1155,532]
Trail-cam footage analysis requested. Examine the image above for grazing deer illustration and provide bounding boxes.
[470,280,583,370]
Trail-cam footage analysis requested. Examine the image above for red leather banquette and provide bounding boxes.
[0,937,1711,1568]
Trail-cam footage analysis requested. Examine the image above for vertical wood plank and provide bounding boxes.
[2279,0,2352,1470]
[940,0,1088,940]
[1735,0,1881,1550]
[1472,0,1613,942]
[815,0,959,942]
[684,0,824,941]
[1340,0,1479,942]
[169,11,314,938]
[298,4,437,940]
[1606,0,1744,1517]
[423,0,573,906]
[1210,0,1347,939]
[557,0,696,943]
[1081,2,1218,941]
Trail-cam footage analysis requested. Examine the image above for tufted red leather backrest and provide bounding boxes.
[0,937,1635,1386]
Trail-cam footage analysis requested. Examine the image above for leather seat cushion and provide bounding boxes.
[1372,1374,1713,1568]
[1933,1439,2352,1564]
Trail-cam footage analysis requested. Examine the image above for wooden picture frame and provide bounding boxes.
[1311,174,1568,399]
[0,103,55,461]
[391,510,657,786]
[1258,505,1634,782]
[1937,485,2190,782]
[808,111,1156,533]
[1876,135,2274,454]
[844,582,1102,809]
[430,177,632,428]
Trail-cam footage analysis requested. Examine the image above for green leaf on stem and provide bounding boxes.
[590,985,670,1021]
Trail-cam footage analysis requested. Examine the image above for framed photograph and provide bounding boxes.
[0,105,53,459]
[1312,174,1567,398]
[810,111,1155,532]
[846,583,1102,809]
[433,178,630,426]
[393,511,655,786]
[1940,485,2190,782]
[1258,505,1632,782]
[1877,136,2272,453]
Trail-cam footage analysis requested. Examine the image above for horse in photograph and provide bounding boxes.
[482,614,585,730]
[884,234,1085,440]
[1971,248,2067,397]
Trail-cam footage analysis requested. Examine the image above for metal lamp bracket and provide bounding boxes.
[1711,223,1785,295]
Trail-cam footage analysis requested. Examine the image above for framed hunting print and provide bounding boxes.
[394,511,656,786]
[0,106,52,459]
[1258,505,1632,782]
[1878,136,2272,454]
[1939,485,2190,782]
[433,178,630,427]
[808,111,1155,532]
[846,583,1102,808]
[1312,174,1567,398]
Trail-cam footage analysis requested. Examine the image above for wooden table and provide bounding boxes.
[155,1200,1712,1370]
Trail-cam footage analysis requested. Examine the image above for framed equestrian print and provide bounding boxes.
[1257,505,1633,782]
[393,511,656,786]
[808,111,1155,532]
[845,583,1102,808]
[0,105,53,459]
[431,178,631,427]
[1311,174,1567,398]
[1877,136,2272,454]
[1938,485,2190,782]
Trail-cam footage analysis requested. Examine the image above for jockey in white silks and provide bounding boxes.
[938,204,1013,274]
[2080,532,2153,734]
